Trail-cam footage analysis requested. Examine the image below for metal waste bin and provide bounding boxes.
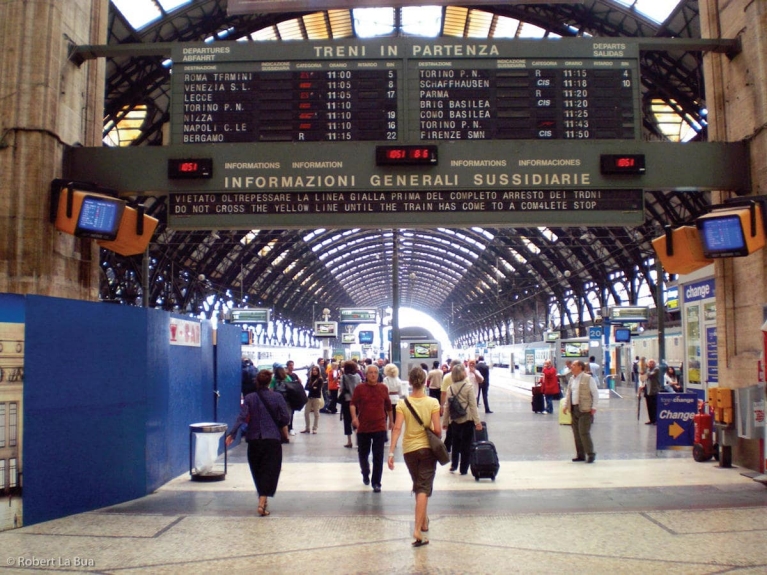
[189,422,228,481]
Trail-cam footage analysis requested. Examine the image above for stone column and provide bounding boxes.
[700,0,767,470]
[0,0,109,298]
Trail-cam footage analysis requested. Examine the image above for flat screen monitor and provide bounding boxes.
[240,330,251,345]
[75,195,124,240]
[561,341,589,358]
[314,321,338,337]
[614,328,631,343]
[358,330,374,344]
[697,214,747,257]
[409,343,439,359]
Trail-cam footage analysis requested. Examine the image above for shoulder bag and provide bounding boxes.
[257,391,290,443]
[403,397,450,466]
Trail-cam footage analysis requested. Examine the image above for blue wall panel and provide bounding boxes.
[216,324,244,444]
[0,293,25,322]
[24,296,149,525]
[22,296,217,525]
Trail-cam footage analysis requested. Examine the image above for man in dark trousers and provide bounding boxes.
[350,364,393,493]
[475,355,492,413]
[639,358,662,424]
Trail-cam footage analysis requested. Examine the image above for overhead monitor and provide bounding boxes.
[54,186,125,241]
[358,330,374,344]
[613,328,631,343]
[409,343,439,359]
[561,341,589,358]
[696,205,765,258]
[314,321,338,338]
[341,333,356,344]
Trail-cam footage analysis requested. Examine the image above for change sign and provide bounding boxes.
[656,393,697,450]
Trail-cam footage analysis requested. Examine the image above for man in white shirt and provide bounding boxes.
[562,360,599,463]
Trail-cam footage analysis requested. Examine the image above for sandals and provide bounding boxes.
[412,538,429,547]
[421,517,429,532]
[257,501,270,517]
[300,430,310,434]
[344,443,353,448]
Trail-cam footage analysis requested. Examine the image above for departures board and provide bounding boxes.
[172,38,640,145]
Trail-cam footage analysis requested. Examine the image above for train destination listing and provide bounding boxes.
[176,67,398,143]
[413,65,636,140]
[170,189,642,217]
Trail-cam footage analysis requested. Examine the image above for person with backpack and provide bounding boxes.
[441,363,482,475]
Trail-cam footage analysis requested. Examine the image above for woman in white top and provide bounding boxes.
[383,363,405,415]
[467,359,485,399]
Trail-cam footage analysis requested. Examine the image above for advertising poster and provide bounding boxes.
[706,326,718,384]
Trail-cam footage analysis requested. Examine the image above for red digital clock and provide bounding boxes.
[600,154,646,175]
[376,145,438,166]
[168,158,213,179]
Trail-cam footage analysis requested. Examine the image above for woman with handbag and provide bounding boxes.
[442,363,483,475]
[388,366,442,547]
[226,369,291,517]
[302,364,324,434]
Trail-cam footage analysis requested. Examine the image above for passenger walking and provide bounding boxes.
[340,360,361,448]
[540,359,560,414]
[588,356,602,385]
[271,363,296,437]
[350,364,393,492]
[440,359,463,453]
[302,365,323,434]
[427,360,443,400]
[321,361,340,414]
[226,369,291,516]
[388,366,441,547]
[383,363,405,424]
[639,358,662,424]
[467,359,485,401]
[442,363,482,475]
[562,360,599,463]
[475,355,492,413]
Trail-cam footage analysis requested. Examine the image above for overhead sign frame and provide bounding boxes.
[339,308,378,323]
[230,307,271,323]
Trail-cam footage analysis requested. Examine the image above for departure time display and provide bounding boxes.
[171,38,640,145]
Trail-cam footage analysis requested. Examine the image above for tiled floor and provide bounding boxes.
[2,370,765,574]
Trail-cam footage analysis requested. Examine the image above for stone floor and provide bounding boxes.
[1,370,765,574]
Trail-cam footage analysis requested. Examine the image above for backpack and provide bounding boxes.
[448,382,468,419]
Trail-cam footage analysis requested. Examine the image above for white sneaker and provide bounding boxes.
[289,430,296,436]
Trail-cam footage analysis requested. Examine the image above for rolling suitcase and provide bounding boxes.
[470,440,500,481]
[474,421,488,443]
[531,385,545,413]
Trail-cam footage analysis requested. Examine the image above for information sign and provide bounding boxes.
[339,308,378,323]
[171,38,640,145]
[656,393,697,450]
[230,308,270,323]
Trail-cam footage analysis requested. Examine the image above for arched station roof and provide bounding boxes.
[99,0,709,344]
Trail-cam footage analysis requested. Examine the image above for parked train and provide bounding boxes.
[241,343,320,373]
[472,326,684,380]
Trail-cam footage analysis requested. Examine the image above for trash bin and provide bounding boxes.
[189,422,228,481]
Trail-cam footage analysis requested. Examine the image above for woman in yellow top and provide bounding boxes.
[388,366,442,547]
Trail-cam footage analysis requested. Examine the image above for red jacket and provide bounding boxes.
[541,366,560,395]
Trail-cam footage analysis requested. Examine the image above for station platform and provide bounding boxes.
[2,369,765,573]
